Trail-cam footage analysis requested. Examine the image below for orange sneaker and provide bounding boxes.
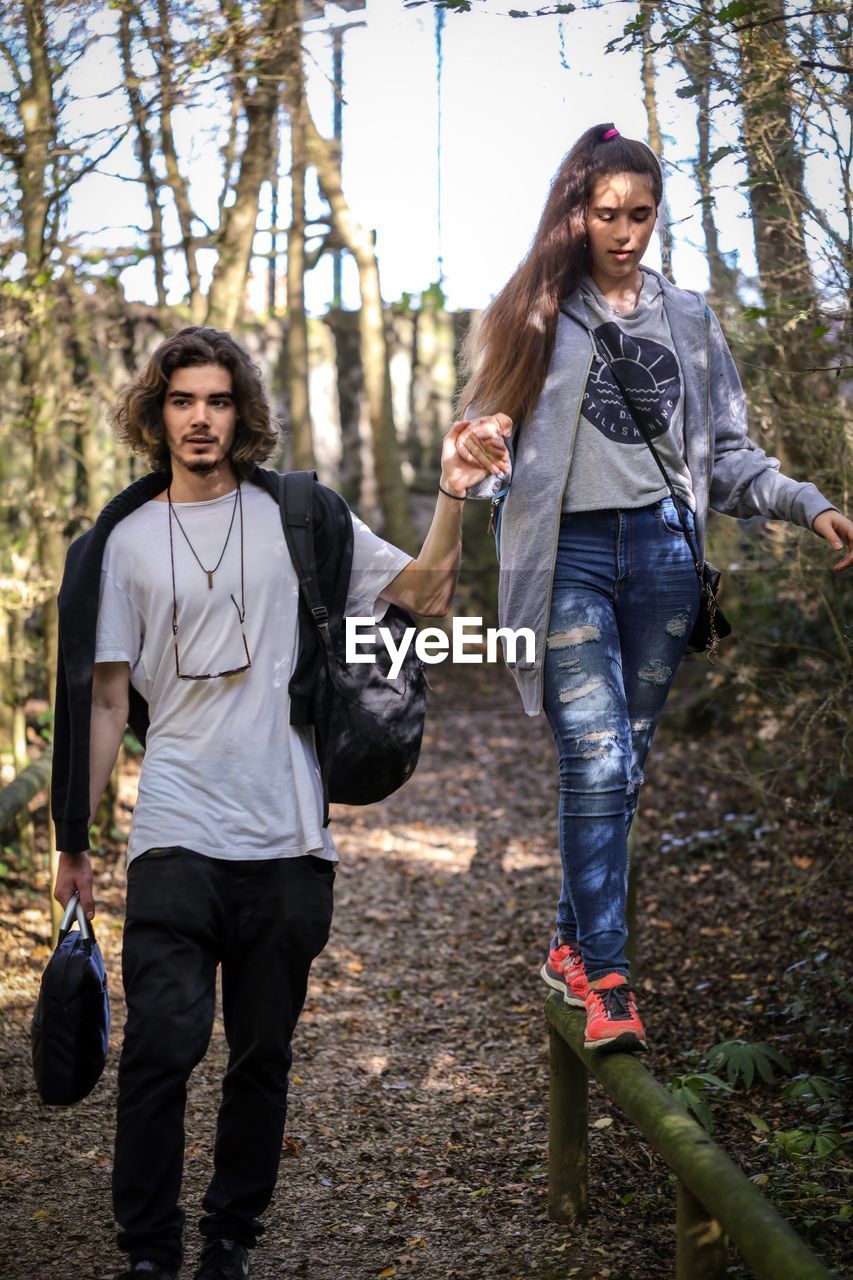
[584,973,647,1052]
[540,940,588,1008]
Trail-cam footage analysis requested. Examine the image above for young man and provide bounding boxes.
[52,327,509,1280]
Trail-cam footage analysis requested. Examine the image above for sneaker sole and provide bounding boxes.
[540,963,586,1008]
[583,1031,647,1053]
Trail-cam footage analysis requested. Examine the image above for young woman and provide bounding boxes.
[453,124,853,1052]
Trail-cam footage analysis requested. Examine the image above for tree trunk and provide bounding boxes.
[695,70,738,309]
[155,0,203,321]
[118,2,167,310]
[206,0,292,331]
[738,0,816,318]
[671,10,739,308]
[737,0,842,473]
[9,607,35,865]
[18,0,64,931]
[282,5,315,471]
[217,0,247,233]
[304,113,415,548]
[641,11,673,278]
[323,308,364,508]
[19,0,52,273]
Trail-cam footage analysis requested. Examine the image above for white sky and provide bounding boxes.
[10,0,845,315]
[296,0,755,311]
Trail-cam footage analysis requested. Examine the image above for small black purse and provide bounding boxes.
[689,560,729,655]
[584,326,732,655]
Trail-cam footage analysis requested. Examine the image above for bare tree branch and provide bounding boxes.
[799,58,852,72]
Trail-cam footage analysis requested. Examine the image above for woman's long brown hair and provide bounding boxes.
[457,124,663,426]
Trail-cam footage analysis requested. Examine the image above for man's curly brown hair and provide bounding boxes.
[111,327,281,471]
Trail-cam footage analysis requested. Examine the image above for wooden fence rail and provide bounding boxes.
[0,749,52,833]
[545,992,833,1280]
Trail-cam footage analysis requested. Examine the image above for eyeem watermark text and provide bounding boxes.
[346,616,536,679]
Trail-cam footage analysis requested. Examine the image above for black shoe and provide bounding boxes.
[115,1264,177,1280]
[193,1239,250,1280]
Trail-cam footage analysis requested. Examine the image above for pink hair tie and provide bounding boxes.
[602,128,620,141]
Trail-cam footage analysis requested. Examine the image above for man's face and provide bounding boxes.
[162,363,238,476]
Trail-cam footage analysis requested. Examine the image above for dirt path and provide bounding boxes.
[0,664,847,1279]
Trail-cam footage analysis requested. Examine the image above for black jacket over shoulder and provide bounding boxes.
[52,466,352,854]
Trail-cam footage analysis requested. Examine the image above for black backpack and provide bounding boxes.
[31,893,110,1106]
[278,471,428,819]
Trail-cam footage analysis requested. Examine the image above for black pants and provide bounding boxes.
[113,847,334,1271]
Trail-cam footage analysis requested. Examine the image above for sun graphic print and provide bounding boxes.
[582,321,681,444]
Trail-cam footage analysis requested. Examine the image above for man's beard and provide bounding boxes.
[186,459,219,475]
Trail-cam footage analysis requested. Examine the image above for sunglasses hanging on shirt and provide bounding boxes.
[167,483,252,680]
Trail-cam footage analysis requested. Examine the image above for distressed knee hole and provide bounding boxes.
[577,728,619,760]
[638,659,671,685]
[665,612,689,637]
[558,677,603,704]
[630,717,653,733]
[627,770,645,796]
[548,624,601,650]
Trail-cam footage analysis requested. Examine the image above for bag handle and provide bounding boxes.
[58,891,91,941]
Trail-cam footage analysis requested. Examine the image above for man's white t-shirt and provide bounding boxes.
[95,483,412,864]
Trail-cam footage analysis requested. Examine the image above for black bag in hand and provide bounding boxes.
[31,893,110,1106]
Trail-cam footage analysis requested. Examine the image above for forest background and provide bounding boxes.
[0,0,850,934]
[0,0,851,1273]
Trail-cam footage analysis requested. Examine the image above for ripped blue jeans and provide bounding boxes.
[542,499,701,980]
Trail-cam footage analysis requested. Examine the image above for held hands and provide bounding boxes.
[439,414,513,498]
[813,510,853,572]
[54,850,96,920]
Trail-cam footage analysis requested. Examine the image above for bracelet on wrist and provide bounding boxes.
[439,482,466,501]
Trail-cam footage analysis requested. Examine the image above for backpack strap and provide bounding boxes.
[278,471,340,824]
[278,472,337,661]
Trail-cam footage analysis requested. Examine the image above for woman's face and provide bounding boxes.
[585,172,658,281]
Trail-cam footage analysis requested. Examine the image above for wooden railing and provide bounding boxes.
[0,748,52,832]
[546,992,833,1280]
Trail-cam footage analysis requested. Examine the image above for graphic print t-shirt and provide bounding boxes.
[562,268,695,513]
[95,484,412,864]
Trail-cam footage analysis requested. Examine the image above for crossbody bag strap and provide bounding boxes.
[278,471,336,665]
[573,314,704,577]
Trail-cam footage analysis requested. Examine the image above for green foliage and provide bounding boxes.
[703,1039,792,1090]
[667,1071,732,1130]
[781,1075,843,1108]
[34,707,53,745]
[421,279,447,310]
[709,145,737,167]
[716,0,758,21]
[770,1123,847,1164]
[122,729,144,757]
[405,0,474,11]
[509,3,576,14]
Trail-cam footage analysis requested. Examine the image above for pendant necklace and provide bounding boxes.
[167,483,241,590]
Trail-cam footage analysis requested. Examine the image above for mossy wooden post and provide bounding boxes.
[544,994,834,1280]
[0,749,53,833]
[676,1181,727,1280]
[548,1022,588,1222]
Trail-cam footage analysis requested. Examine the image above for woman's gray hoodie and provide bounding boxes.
[467,268,836,716]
